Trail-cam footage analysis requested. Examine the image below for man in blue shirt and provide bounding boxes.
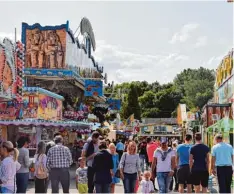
[211,134,233,193]
[176,134,193,193]
[116,139,124,159]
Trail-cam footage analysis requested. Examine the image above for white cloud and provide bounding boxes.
[170,23,199,44]
[194,36,208,48]
[94,40,190,84]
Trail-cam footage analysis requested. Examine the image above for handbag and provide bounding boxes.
[115,153,126,178]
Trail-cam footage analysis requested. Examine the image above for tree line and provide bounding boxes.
[108,67,215,120]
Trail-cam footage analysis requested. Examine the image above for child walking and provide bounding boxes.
[76,157,88,193]
[141,171,155,194]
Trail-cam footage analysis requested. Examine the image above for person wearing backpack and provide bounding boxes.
[34,141,48,193]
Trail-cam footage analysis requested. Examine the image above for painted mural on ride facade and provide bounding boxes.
[22,23,66,70]
[22,87,63,121]
[0,38,17,100]
[22,21,103,80]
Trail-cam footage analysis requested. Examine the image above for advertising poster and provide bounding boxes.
[37,94,63,121]
[0,38,17,100]
[107,98,121,111]
[22,23,67,69]
[84,80,103,96]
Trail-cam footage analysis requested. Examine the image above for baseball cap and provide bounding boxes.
[161,138,167,144]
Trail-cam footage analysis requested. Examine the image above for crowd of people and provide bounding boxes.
[0,131,233,194]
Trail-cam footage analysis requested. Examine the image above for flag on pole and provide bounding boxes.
[126,114,134,126]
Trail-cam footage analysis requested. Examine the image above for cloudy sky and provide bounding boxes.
[0,1,233,84]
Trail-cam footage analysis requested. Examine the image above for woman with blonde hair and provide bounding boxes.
[109,143,120,193]
[119,141,141,193]
[0,141,21,193]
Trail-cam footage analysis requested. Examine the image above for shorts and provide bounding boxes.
[191,171,209,187]
[177,165,192,185]
[78,183,88,193]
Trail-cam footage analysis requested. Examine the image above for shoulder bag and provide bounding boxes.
[115,153,127,178]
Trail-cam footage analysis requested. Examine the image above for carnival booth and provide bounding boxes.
[203,50,234,148]
[0,87,91,152]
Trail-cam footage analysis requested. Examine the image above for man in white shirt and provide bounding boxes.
[151,139,176,193]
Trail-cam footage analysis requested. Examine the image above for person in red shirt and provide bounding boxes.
[146,137,159,191]
[146,137,158,166]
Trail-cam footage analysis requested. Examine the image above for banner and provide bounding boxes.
[84,80,103,96]
[107,98,121,110]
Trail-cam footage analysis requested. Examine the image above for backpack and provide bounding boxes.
[35,154,48,179]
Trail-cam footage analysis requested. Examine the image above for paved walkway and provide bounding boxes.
[26,166,220,193]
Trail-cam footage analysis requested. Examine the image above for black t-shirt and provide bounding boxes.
[190,143,209,171]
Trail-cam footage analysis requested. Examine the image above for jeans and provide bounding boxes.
[217,166,233,193]
[16,172,29,193]
[157,172,172,193]
[139,154,148,172]
[88,166,95,193]
[123,173,137,193]
[50,168,70,193]
[95,183,111,193]
[1,187,14,194]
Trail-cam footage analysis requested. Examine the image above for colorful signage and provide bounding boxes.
[107,98,121,110]
[0,38,17,100]
[84,80,103,96]
[215,51,233,88]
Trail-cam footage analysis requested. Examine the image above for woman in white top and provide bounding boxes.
[0,141,21,193]
[34,141,48,193]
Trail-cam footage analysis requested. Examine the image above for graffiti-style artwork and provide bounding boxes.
[22,23,66,69]
[38,94,62,120]
[0,38,17,100]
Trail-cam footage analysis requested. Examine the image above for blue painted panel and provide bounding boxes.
[84,80,103,97]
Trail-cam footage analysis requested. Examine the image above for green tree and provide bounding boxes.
[174,67,215,109]
[124,83,141,120]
